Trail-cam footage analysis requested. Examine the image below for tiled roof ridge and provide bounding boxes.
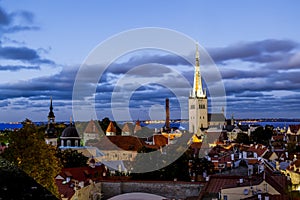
[265,173,287,194]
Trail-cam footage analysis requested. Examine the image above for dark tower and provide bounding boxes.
[48,96,55,125]
[45,97,57,146]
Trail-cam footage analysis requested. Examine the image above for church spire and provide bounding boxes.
[192,43,205,98]
[48,96,55,123]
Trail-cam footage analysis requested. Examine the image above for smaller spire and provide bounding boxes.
[48,96,55,120]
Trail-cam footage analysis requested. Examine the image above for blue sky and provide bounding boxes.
[0,0,300,122]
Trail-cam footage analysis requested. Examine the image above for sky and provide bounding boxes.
[0,0,300,122]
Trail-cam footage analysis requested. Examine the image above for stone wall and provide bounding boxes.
[100,181,203,200]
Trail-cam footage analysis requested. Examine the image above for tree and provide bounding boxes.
[2,120,61,198]
[132,148,192,181]
[191,157,215,178]
[250,126,273,145]
[56,148,88,168]
[99,117,122,135]
[235,132,250,144]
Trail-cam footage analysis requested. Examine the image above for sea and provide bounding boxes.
[1,120,300,131]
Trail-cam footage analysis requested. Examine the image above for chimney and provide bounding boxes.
[166,98,170,130]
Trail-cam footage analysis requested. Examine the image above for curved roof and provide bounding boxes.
[61,125,80,138]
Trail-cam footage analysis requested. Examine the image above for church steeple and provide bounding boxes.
[45,97,57,146]
[48,97,55,123]
[189,43,209,132]
[191,43,206,98]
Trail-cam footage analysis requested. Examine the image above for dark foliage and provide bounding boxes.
[56,148,88,168]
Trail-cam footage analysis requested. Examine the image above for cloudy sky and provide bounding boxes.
[0,0,300,122]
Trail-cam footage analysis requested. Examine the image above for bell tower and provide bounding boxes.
[188,44,208,133]
[48,96,55,124]
[45,97,58,146]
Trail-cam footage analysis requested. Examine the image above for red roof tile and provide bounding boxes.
[86,136,146,151]
[153,134,168,147]
[56,165,108,199]
[59,165,107,182]
[247,144,268,157]
[199,173,288,200]
[56,179,75,199]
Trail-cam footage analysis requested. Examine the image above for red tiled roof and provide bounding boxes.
[86,136,146,151]
[273,135,284,140]
[56,179,74,200]
[56,165,108,199]
[199,173,288,200]
[247,145,268,157]
[153,134,168,147]
[59,165,107,182]
[200,175,244,194]
[108,136,145,151]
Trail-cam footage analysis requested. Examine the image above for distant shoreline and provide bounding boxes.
[1,118,300,131]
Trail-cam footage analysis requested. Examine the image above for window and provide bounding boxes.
[191,105,195,109]
[67,140,71,146]
[75,140,78,146]
[199,104,205,109]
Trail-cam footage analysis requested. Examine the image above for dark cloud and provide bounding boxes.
[0,6,52,66]
[13,10,35,23]
[0,100,9,107]
[0,46,38,60]
[107,51,191,75]
[220,69,272,80]
[0,65,40,71]
[0,5,39,34]
[1,33,300,120]
[226,93,300,118]
[235,91,266,98]
[4,25,40,33]
[0,6,10,25]
[0,66,77,101]
[208,39,299,63]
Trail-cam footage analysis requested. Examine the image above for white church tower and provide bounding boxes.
[189,44,208,133]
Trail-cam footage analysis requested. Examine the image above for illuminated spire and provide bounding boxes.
[192,43,205,98]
